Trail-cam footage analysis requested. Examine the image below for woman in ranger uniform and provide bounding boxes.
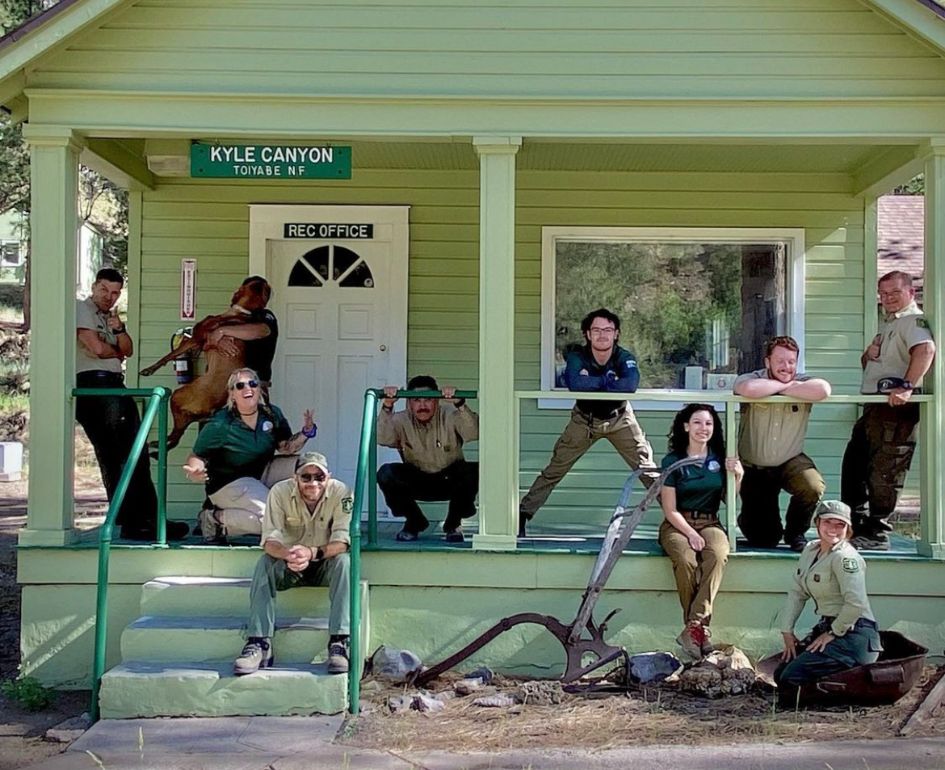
[776,500,882,693]
[659,404,743,660]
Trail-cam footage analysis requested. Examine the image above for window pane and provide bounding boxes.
[554,240,786,389]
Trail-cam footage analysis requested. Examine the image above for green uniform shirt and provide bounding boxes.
[260,477,353,549]
[778,540,875,637]
[862,301,934,393]
[735,369,814,467]
[192,405,291,494]
[661,451,724,515]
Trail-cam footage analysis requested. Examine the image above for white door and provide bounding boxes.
[249,205,408,508]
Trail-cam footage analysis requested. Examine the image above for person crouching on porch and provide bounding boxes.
[377,375,479,543]
[235,451,352,676]
[182,367,316,541]
[775,500,881,700]
[659,404,743,661]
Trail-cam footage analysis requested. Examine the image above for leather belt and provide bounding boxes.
[578,405,626,421]
[680,510,718,520]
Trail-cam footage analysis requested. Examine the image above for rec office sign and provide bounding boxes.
[190,144,351,179]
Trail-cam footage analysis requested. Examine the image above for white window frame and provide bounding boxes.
[539,226,807,410]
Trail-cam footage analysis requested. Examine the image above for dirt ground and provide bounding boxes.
[0,456,104,770]
[343,666,945,753]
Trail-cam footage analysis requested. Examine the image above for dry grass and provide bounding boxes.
[342,666,945,752]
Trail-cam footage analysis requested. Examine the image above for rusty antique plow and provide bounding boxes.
[414,457,701,687]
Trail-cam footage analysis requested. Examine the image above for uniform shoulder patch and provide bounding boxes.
[342,497,354,513]
[841,557,860,574]
[916,317,930,329]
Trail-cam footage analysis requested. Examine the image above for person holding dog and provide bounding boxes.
[377,375,479,543]
[840,270,936,551]
[183,367,316,541]
[76,268,189,541]
[205,275,279,390]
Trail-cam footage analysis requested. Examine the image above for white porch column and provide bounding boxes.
[18,127,82,546]
[919,144,945,559]
[472,136,521,551]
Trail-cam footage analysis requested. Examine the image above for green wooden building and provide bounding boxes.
[4,0,945,716]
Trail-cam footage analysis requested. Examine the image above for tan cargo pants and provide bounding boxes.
[658,515,729,625]
[520,405,657,520]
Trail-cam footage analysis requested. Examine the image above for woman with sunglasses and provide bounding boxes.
[183,367,316,542]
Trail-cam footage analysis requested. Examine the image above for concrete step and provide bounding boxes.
[121,615,337,664]
[140,576,368,618]
[99,661,347,718]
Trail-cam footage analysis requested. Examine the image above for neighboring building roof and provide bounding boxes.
[878,195,924,290]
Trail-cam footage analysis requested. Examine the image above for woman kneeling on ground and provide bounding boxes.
[775,500,882,697]
[659,403,743,660]
[182,367,316,541]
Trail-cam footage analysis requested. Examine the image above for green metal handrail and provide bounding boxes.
[347,387,478,714]
[73,386,172,722]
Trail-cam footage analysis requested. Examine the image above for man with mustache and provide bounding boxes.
[733,335,831,552]
[377,375,479,543]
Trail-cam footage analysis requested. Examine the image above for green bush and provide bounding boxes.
[1,676,55,711]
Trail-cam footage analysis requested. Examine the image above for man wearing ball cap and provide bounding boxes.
[234,451,354,676]
[776,500,881,694]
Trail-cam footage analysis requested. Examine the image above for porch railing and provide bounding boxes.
[74,386,172,723]
[348,387,477,714]
[513,389,935,553]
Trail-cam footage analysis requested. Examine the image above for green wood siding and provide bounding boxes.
[135,171,480,516]
[138,167,877,527]
[514,170,869,529]
[28,0,945,99]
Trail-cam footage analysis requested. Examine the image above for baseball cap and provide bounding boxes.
[295,451,329,474]
[814,500,852,527]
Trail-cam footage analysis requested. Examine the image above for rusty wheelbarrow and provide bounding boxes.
[757,630,928,706]
[414,457,702,687]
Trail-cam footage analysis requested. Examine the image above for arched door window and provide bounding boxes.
[287,245,374,288]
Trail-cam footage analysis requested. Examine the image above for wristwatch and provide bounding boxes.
[901,380,914,390]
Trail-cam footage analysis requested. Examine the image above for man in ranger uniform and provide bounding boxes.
[234,451,353,675]
[377,375,479,543]
[733,336,831,552]
[841,271,935,551]
[518,308,657,537]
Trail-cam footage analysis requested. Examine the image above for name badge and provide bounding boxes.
[262,420,274,433]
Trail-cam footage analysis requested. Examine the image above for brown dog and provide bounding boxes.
[139,277,272,449]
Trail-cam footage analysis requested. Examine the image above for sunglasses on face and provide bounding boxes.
[298,472,326,483]
[233,380,259,391]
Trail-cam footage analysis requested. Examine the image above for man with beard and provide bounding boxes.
[377,375,479,543]
[733,336,831,552]
[518,308,657,537]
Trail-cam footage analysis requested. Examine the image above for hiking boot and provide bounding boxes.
[850,535,890,551]
[233,637,273,675]
[327,639,350,674]
[395,529,419,542]
[787,535,808,553]
[518,509,529,538]
[699,625,715,656]
[198,507,226,544]
[676,622,708,661]
[444,527,465,543]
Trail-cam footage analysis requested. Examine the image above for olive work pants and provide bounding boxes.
[246,552,350,639]
[775,617,881,695]
[659,517,729,625]
[519,406,658,520]
[737,454,825,548]
[841,403,919,541]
